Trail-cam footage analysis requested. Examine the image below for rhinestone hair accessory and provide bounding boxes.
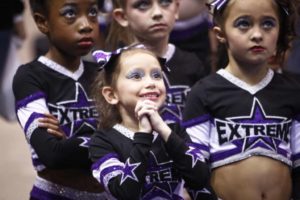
[209,0,228,11]
[208,0,289,16]
[92,44,170,73]
[92,44,145,71]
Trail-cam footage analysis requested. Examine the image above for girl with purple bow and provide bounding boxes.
[183,0,300,199]
[89,46,217,200]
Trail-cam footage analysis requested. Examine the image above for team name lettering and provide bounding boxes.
[215,119,292,145]
[166,92,186,105]
[49,106,98,124]
[146,168,180,183]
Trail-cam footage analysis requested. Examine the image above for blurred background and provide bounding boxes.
[0,0,41,199]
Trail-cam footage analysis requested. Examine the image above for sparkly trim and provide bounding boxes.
[211,150,292,169]
[33,176,107,200]
[294,160,300,168]
[217,69,274,95]
[103,170,123,189]
[113,124,158,142]
[25,118,40,142]
[163,44,176,62]
[113,124,135,140]
[38,56,84,81]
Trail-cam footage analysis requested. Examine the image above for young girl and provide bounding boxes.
[105,0,208,124]
[89,46,216,199]
[182,0,300,199]
[12,0,106,199]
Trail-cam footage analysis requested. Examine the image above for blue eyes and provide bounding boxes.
[234,19,250,29]
[89,6,99,17]
[62,8,76,19]
[234,17,277,31]
[126,69,163,80]
[61,5,98,20]
[133,0,173,10]
[262,19,276,29]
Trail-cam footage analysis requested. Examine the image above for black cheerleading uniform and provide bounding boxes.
[89,123,217,200]
[13,56,106,200]
[170,11,213,73]
[161,44,207,124]
[182,69,300,176]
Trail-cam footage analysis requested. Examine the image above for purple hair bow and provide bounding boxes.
[209,0,228,11]
[92,44,146,70]
[209,0,289,15]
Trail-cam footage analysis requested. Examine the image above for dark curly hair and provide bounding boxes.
[210,0,297,67]
[29,0,50,16]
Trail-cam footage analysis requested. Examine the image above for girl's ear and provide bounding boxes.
[113,8,129,27]
[102,86,119,105]
[33,13,49,34]
[174,0,180,20]
[213,26,227,43]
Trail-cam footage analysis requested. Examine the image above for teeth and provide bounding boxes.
[143,94,158,97]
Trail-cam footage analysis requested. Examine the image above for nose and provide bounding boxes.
[78,16,93,33]
[145,77,156,89]
[152,3,163,20]
[250,26,263,43]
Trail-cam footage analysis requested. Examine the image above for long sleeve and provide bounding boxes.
[13,61,98,170]
[30,129,91,169]
[91,131,153,200]
[165,131,210,189]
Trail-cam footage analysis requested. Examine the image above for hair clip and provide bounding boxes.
[92,44,146,71]
[279,4,289,16]
[92,48,123,70]
[208,0,229,12]
[92,44,170,73]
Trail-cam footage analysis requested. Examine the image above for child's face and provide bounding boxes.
[114,51,166,115]
[219,0,280,67]
[119,0,179,42]
[44,0,99,57]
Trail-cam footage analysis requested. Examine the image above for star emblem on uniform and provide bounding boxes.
[143,176,184,200]
[120,159,141,185]
[186,144,205,168]
[78,136,90,148]
[189,188,212,200]
[227,97,286,123]
[228,98,287,152]
[143,152,180,198]
[143,185,174,200]
[48,82,97,137]
[242,136,279,152]
[160,74,190,123]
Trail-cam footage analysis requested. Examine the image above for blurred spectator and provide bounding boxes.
[0,0,26,121]
[169,0,218,73]
[285,4,300,74]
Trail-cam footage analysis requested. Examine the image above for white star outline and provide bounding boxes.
[120,159,141,185]
[48,82,97,137]
[226,97,287,123]
[242,137,278,152]
[225,98,290,152]
[185,145,205,168]
[78,136,90,148]
[143,185,173,199]
[159,73,190,122]
[189,188,211,199]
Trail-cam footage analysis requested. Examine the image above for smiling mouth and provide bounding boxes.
[141,93,159,101]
